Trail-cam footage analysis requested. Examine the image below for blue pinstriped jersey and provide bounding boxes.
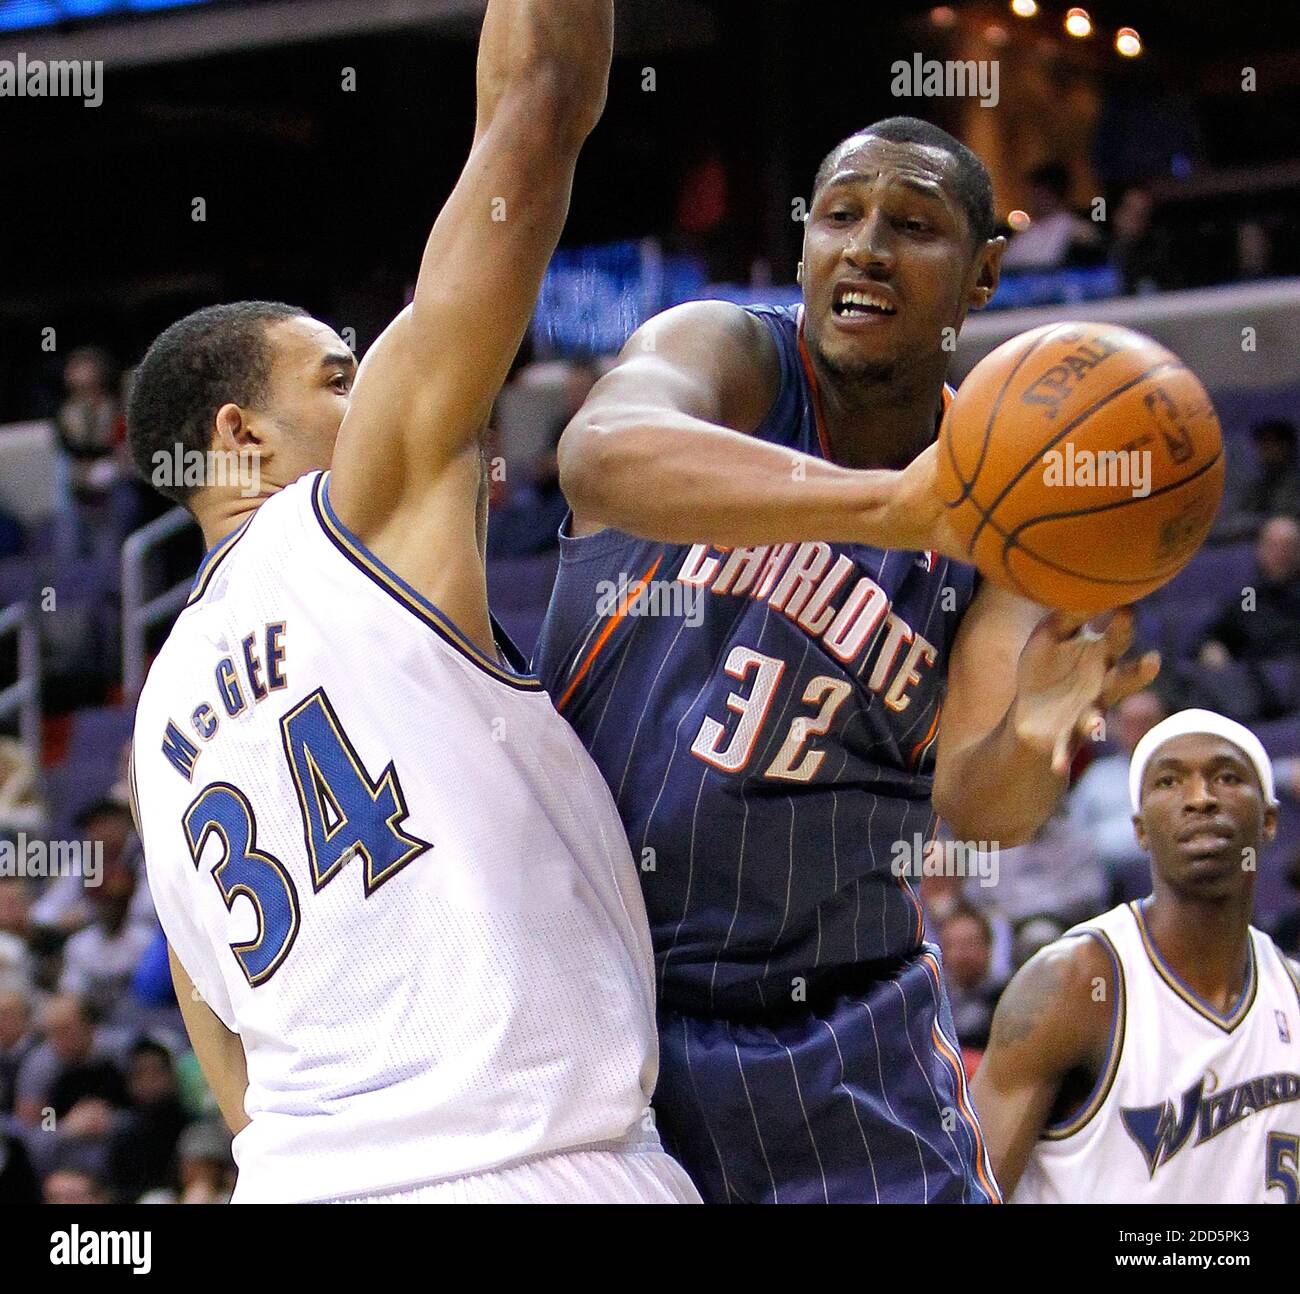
[534,304,979,1015]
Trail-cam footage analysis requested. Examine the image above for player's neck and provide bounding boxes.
[193,491,268,553]
[815,362,947,471]
[1141,888,1254,1012]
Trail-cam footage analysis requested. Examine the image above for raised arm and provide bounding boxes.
[934,581,1159,846]
[328,0,613,540]
[971,936,1114,1197]
[558,299,957,551]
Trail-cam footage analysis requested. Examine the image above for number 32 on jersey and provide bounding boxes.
[690,645,853,783]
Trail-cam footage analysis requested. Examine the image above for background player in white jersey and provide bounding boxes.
[124,0,698,1204]
[973,709,1300,1203]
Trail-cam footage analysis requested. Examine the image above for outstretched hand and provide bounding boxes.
[1011,607,1160,777]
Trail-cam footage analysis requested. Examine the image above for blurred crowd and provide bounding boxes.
[0,347,161,567]
[0,741,235,1205]
[994,160,1281,294]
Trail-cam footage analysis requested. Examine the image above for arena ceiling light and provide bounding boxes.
[1064,7,1092,37]
[1115,26,1142,57]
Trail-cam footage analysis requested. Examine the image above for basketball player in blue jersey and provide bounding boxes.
[534,117,1158,1203]
[974,710,1300,1203]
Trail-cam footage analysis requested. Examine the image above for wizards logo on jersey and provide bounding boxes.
[1121,1070,1300,1176]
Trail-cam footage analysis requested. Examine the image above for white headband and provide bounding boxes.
[1128,708,1277,812]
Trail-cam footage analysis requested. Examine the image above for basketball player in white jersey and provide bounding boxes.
[124,0,698,1204]
[972,709,1300,1203]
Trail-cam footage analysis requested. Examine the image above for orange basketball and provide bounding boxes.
[937,322,1225,615]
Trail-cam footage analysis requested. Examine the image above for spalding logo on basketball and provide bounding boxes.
[938,322,1225,615]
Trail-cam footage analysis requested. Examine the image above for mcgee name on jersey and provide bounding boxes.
[160,621,289,780]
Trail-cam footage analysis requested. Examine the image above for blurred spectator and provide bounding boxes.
[487,359,601,558]
[1109,186,1182,295]
[14,994,126,1130]
[919,846,1012,984]
[1171,517,1300,722]
[671,142,739,279]
[939,905,1002,1056]
[176,1119,235,1204]
[1235,219,1273,282]
[0,985,38,1115]
[919,866,963,929]
[43,1165,108,1205]
[1067,690,1167,902]
[53,346,125,562]
[1001,162,1103,272]
[974,803,1108,934]
[1277,757,1300,800]
[1011,914,1068,972]
[59,851,157,1025]
[1274,851,1300,959]
[131,928,177,1009]
[0,877,35,990]
[0,1129,40,1204]
[1219,420,1300,541]
[104,1039,189,1202]
[0,737,47,839]
[31,797,154,936]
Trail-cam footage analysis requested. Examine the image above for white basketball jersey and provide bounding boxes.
[132,472,661,1203]
[1013,901,1300,1204]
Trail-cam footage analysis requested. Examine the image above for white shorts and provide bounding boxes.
[328,1142,701,1204]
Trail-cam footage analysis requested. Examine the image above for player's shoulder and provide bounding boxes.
[631,297,772,349]
[618,300,783,433]
[990,916,1119,1058]
[625,299,780,379]
[1015,921,1118,1006]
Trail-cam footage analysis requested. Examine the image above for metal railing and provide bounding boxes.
[121,506,198,700]
[0,601,41,765]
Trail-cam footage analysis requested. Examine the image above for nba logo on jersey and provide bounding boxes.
[1278,1011,1291,1044]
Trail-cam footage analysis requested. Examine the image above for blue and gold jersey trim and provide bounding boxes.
[1043,928,1126,1141]
[311,472,543,692]
[1131,899,1257,1033]
[187,518,252,606]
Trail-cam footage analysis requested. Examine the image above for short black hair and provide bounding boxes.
[129,1037,175,1066]
[74,797,133,833]
[126,301,308,506]
[811,116,996,246]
